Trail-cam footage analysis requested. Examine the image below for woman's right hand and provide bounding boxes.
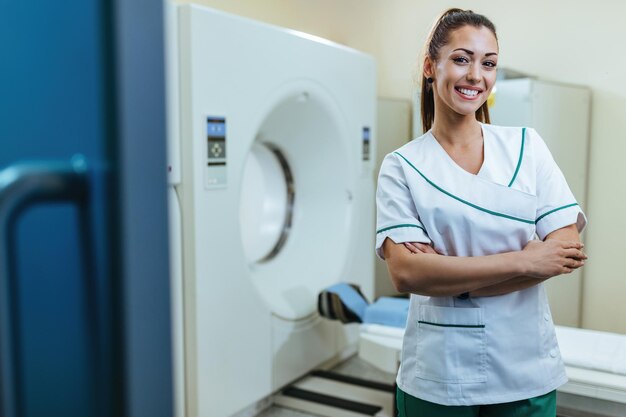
[522,239,587,279]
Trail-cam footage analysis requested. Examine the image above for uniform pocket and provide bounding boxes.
[415,305,487,384]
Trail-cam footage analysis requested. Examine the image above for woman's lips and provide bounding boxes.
[454,86,482,101]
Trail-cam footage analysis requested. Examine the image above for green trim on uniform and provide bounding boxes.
[376,223,426,234]
[418,321,485,329]
[508,127,526,187]
[396,387,557,417]
[535,203,579,224]
[393,152,535,225]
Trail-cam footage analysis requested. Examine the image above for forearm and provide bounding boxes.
[469,275,545,297]
[545,224,581,243]
[468,225,583,297]
[388,247,527,297]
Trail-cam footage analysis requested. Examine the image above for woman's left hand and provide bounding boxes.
[403,242,440,255]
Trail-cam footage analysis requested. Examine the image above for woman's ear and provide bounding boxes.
[423,56,434,79]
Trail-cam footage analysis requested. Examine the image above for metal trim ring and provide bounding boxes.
[257,142,295,263]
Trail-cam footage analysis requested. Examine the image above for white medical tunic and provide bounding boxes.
[375,123,587,406]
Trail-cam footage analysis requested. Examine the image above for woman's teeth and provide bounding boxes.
[457,87,479,97]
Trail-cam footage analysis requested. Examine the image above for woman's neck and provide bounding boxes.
[431,111,482,148]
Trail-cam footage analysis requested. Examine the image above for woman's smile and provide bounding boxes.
[454,85,483,100]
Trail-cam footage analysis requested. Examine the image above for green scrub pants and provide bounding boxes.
[396,387,557,417]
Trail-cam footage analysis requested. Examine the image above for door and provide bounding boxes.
[0,1,173,417]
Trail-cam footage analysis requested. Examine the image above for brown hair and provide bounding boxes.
[420,8,498,133]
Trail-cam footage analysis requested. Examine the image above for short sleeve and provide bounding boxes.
[531,128,587,240]
[375,153,431,260]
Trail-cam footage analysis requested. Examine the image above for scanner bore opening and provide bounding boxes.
[239,142,294,264]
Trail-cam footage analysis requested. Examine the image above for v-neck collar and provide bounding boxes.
[427,122,489,178]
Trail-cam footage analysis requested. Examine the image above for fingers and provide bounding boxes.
[565,258,585,269]
[563,248,588,260]
[557,258,585,276]
[559,240,584,250]
[404,242,420,254]
[403,242,438,254]
[415,243,438,254]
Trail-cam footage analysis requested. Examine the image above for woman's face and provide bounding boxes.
[426,25,498,118]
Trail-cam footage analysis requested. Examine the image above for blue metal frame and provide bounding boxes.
[0,0,173,415]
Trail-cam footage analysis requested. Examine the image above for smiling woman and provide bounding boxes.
[420,9,498,134]
[375,8,587,417]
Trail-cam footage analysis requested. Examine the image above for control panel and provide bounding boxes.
[362,126,371,161]
[205,116,227,188]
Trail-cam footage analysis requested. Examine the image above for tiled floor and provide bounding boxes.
[331,355,397,385]
[257,355,396,417]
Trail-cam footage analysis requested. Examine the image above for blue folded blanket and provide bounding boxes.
[363,297,409,328]
[319,283,409,328]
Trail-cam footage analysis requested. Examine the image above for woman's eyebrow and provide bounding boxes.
[452,48,498,57]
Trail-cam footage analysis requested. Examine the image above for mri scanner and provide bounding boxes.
[165,3,376,417]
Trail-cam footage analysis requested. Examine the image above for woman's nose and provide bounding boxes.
[467,63,480,82]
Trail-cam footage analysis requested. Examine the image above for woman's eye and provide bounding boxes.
[483,61,497,68]
[453,57,469,64]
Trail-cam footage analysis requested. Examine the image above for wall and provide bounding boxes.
[176,0,626,333]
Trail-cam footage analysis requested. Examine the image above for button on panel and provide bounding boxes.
[209,141,225,159]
